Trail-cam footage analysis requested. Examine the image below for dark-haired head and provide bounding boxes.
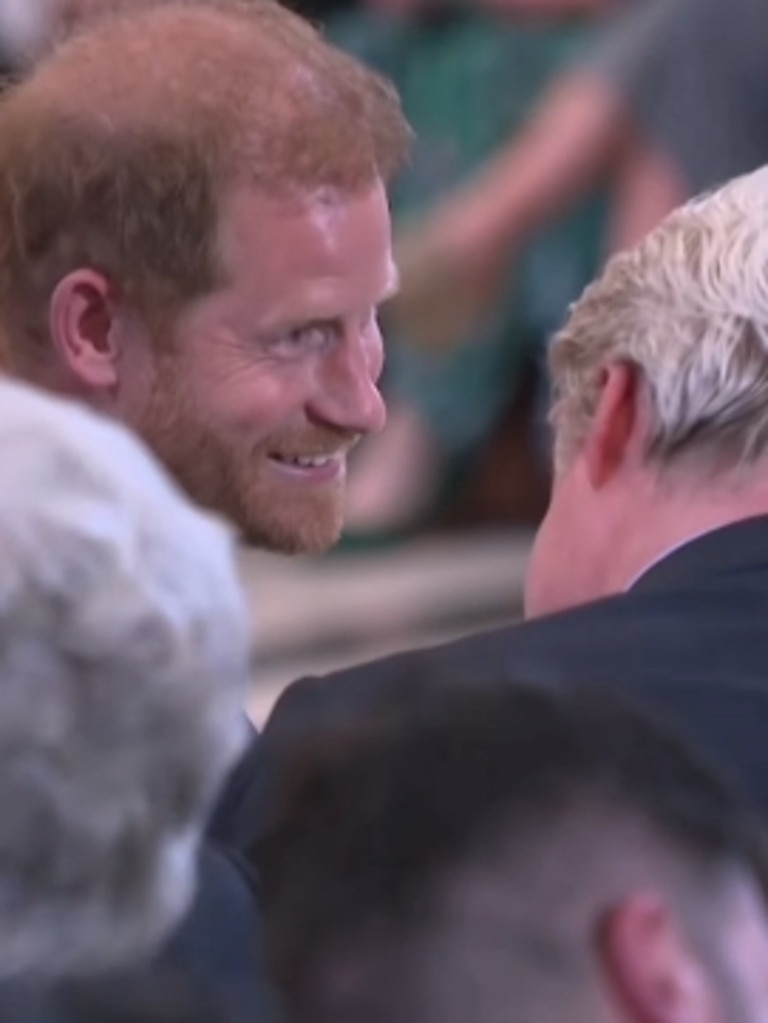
[259,679,768,1023]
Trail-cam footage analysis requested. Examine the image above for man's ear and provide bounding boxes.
[49,269,121,392]
[599,892,718,1023]
[583,361,643,488]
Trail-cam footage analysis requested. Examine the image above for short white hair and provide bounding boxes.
[0,377,250,979]
[550,164,768,473]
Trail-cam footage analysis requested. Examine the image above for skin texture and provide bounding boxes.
[133,183,396,553]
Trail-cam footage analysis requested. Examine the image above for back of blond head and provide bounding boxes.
[550,165,768,474]
[0,0,410,370]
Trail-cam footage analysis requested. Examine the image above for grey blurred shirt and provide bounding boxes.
[587,0,768,192]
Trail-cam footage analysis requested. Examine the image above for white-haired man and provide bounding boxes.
[261,162,768,830]
[0,378,259,1016]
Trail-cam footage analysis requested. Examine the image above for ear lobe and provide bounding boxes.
[584,361,641,488]
[49,270,120,392]
[599,893,717,1023]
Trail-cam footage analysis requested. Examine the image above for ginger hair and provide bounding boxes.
[0,0,410,368]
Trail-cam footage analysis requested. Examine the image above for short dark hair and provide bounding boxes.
[257,678,768,1022]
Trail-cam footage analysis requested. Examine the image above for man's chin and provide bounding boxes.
[239,510,344,556]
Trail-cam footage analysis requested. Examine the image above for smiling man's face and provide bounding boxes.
[133,180,396,553]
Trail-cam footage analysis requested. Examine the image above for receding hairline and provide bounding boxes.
[0,0,407,368]
[38,3,313,108]
[11,1,409,189]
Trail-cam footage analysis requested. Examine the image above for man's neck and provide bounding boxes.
[612,486,768,595]
[624,529,724,591]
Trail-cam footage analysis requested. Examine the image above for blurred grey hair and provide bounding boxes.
[0,377,250,980]
[549,164,768,473]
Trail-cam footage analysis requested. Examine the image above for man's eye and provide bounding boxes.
[275,323,336,352]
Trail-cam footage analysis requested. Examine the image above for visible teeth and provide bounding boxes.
[284,455,333,468]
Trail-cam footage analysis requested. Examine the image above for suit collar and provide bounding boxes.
[631,515,768,594]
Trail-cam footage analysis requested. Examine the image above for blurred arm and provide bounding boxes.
[430,69,629,263]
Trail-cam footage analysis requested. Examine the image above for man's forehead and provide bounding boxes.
[218,182,392,259]
[209,184,394,329]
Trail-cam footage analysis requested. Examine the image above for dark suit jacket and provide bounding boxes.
[86,747,276,1023]
[259,516,768,819]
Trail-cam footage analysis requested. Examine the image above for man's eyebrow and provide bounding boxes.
[260,267,402,335]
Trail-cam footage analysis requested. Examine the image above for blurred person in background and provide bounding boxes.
[260,680,768,1023]
[336,0,620,539]
[0,0,113,65]
[344,0,768,540]
[0,377,251,1015]
[0,0,58,67]
[259,163,768,842]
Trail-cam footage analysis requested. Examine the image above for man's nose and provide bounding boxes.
[309,328,386,436]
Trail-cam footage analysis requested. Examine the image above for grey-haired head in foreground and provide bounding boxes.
[0,376,251,979]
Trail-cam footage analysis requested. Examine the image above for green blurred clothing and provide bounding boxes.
[331,8,605,454]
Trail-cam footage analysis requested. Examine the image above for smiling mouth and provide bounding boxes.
[270,453,342,468]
